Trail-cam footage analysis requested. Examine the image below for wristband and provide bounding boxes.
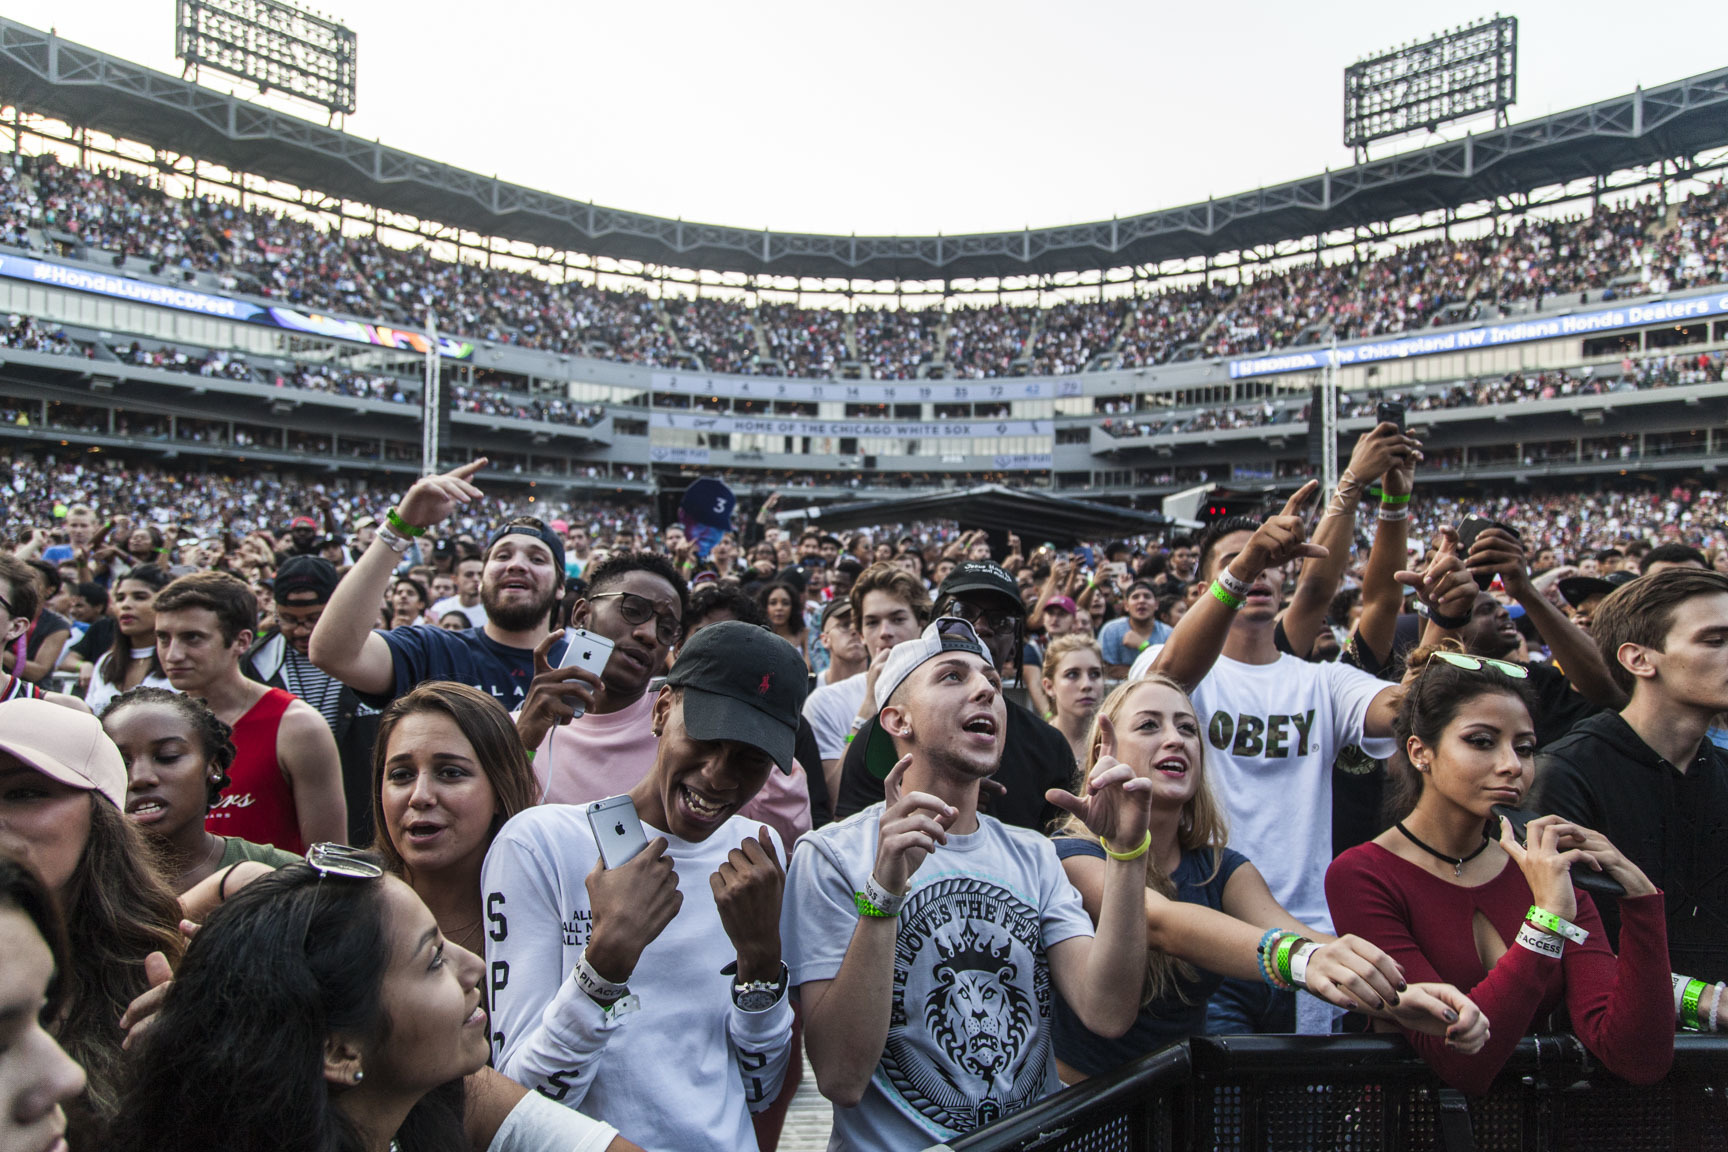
[1711,983,1724,1034]
[1288,941,1319,991]
[862,873,906,917]
[375,522,414,555]
[1377,508,1409,522]
[1209,581,1245,611]
[601,993,641,1019]
[576,950,630,1005]
[1515,921,1564,959]
[1525,905,1589,945]
[1380,491,1412,505]
[1215,568,1252,600]
[1421,601,1472,630]
[385,508,426,538]
[1274,933,1308,988]
[1674,971,1690,1016]
[1681,978,1706,1031]
[1100,830,1151,861]
[854,890,897,918]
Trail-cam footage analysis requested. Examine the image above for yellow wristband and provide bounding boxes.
[1100,830,1151,861]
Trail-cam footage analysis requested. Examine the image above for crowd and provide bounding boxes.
[1,413,1724,1152]
[1100,351,1728,439]
[5,150,1723,380]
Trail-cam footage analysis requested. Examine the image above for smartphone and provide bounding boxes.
[1457,514,1521,589]
[1376,401,1405,432]
[586,794,649,869]
[557,628,617,719]
[1491,805,1626,899]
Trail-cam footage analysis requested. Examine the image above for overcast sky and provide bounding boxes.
[9,1,1725,237]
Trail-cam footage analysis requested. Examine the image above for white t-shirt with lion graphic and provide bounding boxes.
[783,803,1095,1151]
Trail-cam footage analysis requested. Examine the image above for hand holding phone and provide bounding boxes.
[1458,515,1524,591]
[1492,805,1625,899]
[557,628,617,719]
[587,794,650,869]
[1376,400,1406,432]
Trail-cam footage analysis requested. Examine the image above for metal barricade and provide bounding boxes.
[932,1035,1728,1152]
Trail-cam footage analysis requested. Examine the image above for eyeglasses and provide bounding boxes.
[943,600,1019,635]
[1427,651,1529,679]
[301,843,383,950]
[590,591,683,645]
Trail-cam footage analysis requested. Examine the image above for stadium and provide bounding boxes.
[2,7,1728,1151]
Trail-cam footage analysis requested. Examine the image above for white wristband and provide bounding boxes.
[864,873,905,917]
[576,949,630,1005]
[1674,971,1690,1016]
[1516,921,1564,959]
[1712,983,1725,1033]
[1216,568,1252,599]
[1288,941,1318,991]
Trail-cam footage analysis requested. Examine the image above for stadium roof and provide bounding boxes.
[773,484,1167,546]
[3,19,1727,282]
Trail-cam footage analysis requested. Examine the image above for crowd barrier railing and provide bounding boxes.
[928,1034,1728,1152]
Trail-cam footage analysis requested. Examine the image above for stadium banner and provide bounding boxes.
[1226,291,1728,379]
[992,454,1054,470]
[0,254,475,360]
[649,445,712,464]
[650,372,1081,403]
[650,411,1052,438]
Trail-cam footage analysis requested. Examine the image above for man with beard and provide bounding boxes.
[244,555,382,845]
[310,459,568,711]
[1448,525,1624,747]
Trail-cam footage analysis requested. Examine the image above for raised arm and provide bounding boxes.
[1152,480,1324,691]
[1467,528,1627,711]
[277,700,349,847]
[309,460,487,696]
[1281,424,1420,659]
[1352,444,1416,668]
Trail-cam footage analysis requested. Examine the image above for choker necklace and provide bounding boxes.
[1395,821,1490,878]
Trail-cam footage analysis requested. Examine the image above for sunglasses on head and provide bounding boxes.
[1427,651,1529,679]
[301,843,384,949]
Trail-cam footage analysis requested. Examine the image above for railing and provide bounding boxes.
[929,1034,1728,1152]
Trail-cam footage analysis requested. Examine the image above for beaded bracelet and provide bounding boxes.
[1209,581,1245,611]
[1711,983,1725,1033]
[1256,929,1297,990]
[385,508,426,538]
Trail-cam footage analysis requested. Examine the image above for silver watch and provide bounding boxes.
[729,961,789,1012]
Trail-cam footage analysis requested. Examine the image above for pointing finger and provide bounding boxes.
[884,754,912,806]
[1095,713,1118,763]
[1280,479,1321,518]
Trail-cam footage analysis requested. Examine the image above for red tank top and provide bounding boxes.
[206,687,304,855]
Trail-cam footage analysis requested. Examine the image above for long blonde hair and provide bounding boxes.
[1057,672,1230,1005]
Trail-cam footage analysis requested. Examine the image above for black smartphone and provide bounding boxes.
[1457,514,1521,589]
[1491,805,1626,899]
[1376,400,1405,431]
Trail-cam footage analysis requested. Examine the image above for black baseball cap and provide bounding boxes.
[485,519,567,575]
[274,555,339,604]
[819,598,853,632]
[665,620,809,773]
[937,561,1023,614]
[1557,569,1636,607]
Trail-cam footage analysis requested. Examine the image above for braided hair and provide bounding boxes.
[102,686,235,808]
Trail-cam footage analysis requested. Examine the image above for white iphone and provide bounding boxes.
[586,794,649,869]
[557,627,616,718]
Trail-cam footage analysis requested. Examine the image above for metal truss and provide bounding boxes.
[2,17,1726,283]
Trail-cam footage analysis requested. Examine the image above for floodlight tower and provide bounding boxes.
[175,0,357,124]
[1344,16,1518,164]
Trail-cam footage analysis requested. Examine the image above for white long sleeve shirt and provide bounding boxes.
[483,806,793,1152]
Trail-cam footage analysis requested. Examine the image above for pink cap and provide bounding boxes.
[1043,595,1078,616]
[0,698,127,810]
[551,519,570,535]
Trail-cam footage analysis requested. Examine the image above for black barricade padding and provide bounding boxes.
[933,1035,1728,1152]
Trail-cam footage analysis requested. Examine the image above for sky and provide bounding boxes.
[8,0,1726,239]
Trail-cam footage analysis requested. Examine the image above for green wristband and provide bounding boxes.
[1525,905,1588,944]
[1274,933,1307,987]
[1209,581,1244,611]
[854,891,895,918]
[386,508,426,538]
[1380,491,1412,505]
[1682,978,1706,1031]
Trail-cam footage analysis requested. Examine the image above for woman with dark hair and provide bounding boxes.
[0,698,184,1149]
[112,853,486,1152]
[103,687,300,895]
[1326,647,1672,1094]
[756,580,811,670]
[371,683,538,960]
[0,853,89,1152]
[84,564,174,715]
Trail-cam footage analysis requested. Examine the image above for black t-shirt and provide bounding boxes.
[1523,661,1600,748]
[70,616,116,663]
[370,625,567,712]
[834,696,1075,833]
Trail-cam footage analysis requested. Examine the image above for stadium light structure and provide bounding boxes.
[1344,16,1516,161]
[175,0,357,120]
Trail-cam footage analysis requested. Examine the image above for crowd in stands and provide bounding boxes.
[2,421,1724,1152]
[6,150,1723,381]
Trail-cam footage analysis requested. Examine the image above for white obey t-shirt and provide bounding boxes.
[1128,646,1394,933]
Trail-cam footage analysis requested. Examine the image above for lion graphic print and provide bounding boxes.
[884,876,1052,1132]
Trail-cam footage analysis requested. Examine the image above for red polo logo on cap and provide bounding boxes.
[757,673,773,696]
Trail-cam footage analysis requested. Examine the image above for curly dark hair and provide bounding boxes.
[584,550,690,620]
[102,686,236,809]
[687,581,767,630]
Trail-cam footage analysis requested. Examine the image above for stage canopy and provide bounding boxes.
[772,484,1167,548]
